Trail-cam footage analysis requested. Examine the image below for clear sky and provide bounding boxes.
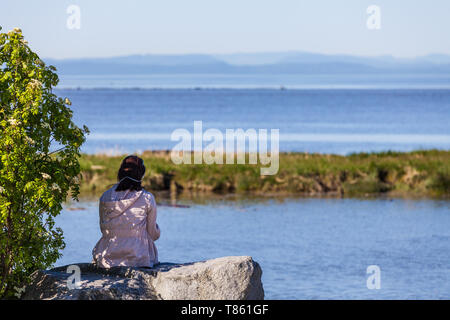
[1,0,449,59]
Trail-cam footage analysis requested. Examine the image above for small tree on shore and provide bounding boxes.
[0,27,89,298]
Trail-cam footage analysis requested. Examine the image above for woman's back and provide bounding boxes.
[92,185,160,268]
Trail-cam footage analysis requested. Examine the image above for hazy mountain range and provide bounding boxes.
[44,51,450,75]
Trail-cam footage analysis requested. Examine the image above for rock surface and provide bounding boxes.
[21,256,264,300]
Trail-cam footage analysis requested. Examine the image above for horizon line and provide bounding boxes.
[41,50,450,61]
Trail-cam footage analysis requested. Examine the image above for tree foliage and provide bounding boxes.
[0,26,89,298]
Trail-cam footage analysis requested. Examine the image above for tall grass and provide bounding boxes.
[77,150,450,198]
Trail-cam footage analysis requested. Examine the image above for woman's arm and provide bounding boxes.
[146,194,161,241]
[99,203,106,234]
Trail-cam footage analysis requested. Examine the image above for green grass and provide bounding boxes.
[77,150,450,198]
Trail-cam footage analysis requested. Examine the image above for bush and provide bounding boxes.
[428,170,450,195]
[0,27,89,298]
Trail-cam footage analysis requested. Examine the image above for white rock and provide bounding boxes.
[21,256,264,300]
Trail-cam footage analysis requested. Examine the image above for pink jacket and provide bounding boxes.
[92,185,160,268]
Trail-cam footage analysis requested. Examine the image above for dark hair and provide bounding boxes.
[115,155,146,192]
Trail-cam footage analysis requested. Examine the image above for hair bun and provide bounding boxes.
[115,155,146,192]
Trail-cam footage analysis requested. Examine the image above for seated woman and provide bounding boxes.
[92,155,160,268]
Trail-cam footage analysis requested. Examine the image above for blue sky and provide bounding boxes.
[1,0,449,59]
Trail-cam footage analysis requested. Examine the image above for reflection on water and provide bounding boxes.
[57,197,450,299]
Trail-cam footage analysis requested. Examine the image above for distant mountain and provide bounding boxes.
[213,52,299,65]
[44,52,450,75]
[416,54,450,65]
[81,54,225,66]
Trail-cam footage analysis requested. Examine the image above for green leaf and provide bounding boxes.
[0,26,89,298]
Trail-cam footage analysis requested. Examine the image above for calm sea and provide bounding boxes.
[54,74,449,299]
[57,198,450,299]
[57,86,450,155]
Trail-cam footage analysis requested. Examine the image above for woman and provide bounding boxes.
[92,155,160,268]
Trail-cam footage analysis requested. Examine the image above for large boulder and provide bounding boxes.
[21,256,264,300]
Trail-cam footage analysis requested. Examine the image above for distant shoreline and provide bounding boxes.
[76,150,450,200]
[54,86,450,91]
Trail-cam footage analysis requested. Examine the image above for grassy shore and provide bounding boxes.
[77,150,450,199]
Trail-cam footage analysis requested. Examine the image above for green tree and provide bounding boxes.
[0,27,89,298]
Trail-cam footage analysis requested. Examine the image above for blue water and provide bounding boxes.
[58,73,450,90]
[51,76,450,300]
[59,88,450,155]
[56,198,450,299]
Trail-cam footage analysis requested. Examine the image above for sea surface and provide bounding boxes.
[57,85,450,155]
[56,198,450,299]
[53,74,450,300]
[58,73,450,90]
